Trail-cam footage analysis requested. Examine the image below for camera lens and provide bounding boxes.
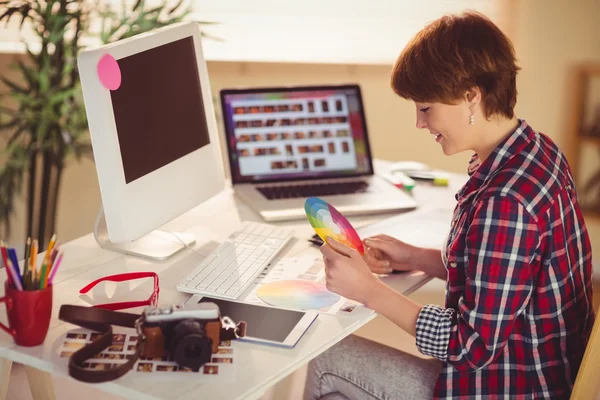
[169,319,212,370]
[185,344,202,359]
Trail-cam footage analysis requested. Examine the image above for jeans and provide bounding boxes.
[304,335,441,400]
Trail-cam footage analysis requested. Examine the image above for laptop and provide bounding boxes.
[219,84,417,221]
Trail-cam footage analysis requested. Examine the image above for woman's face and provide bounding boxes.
[414,101,474,155]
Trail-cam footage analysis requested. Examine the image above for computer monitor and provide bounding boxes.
[78,22,225,260]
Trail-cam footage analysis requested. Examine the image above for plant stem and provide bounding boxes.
[38,150,52,248]
[48,162,63,246]
[27,149,38,240]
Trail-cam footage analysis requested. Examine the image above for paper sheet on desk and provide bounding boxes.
[241,255,361,315]
[55,328,236,381]
[357,206,453,250]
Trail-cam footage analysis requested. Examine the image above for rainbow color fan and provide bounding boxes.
[304,197,364,255]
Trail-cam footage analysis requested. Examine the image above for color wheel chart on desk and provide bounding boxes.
[304,197,364,255]
[257,280,340,310]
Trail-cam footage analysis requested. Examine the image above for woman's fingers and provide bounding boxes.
[368,259,392,274]
[364,236,397,254]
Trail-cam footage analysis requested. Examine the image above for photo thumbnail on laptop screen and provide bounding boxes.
[222,86,373,183]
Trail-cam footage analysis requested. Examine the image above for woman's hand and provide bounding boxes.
[362,234,418,274]
[320,237,381,305]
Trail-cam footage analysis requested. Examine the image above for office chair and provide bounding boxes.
[571,311,600,399]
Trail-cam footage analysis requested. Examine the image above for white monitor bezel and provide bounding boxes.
[78,22,225,243]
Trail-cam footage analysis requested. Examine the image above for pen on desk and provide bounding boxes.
[392,172,416,191]
[47,252,63,287]
[380,171,415,191]
[404,171,449,186]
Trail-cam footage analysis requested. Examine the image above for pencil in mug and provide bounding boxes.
[23,237,31,290]
[45,244,60,285]
[30,239,38,288]
[8,248,23,288]
[0,242,14,287]
[46,234,57,256]
[3,250,23,291]
[40,235,57,289]
[42,234,56,271]
[39,261,48,290]
[46,252,63,287]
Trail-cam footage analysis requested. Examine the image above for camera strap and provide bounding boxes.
[58,305,246,383]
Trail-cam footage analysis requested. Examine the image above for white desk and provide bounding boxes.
[0,162,467,400]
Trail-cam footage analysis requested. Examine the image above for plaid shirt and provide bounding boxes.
[415,120,595,399]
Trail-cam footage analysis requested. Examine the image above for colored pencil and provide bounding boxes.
[23,237,31,290]
[39,235,55,288]
[0,242,13,287]
[47,252,63,286]
[45,244,59,281]
[4,254,22,291]
[31,239,38,283]
[44,234,56,264]
[39,262,47,290]
[7,248,22,287]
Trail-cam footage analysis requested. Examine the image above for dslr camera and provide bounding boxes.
[138,302,246,369]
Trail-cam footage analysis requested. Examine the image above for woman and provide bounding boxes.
[304,11,595,400]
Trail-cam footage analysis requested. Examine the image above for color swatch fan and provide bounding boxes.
[304,197,364,255]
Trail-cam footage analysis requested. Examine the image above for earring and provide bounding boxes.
[469,110,475,125]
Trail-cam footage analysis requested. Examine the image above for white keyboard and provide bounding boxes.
[176,222,294,299]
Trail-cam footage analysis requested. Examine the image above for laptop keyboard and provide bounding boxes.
[257,181,370,200]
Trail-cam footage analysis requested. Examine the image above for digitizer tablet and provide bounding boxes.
[186,295,318,348]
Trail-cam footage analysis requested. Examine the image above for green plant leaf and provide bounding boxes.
[48,87,77,107]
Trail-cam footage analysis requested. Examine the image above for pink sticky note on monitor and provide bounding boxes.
[97,54,121,91]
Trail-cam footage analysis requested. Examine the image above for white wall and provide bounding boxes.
[511,0,600,274]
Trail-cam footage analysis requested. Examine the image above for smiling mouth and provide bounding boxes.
[433,133,442,142]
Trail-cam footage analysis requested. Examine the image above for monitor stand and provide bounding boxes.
[93,206,195,261]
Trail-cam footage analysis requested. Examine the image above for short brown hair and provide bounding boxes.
[390,11,519,119]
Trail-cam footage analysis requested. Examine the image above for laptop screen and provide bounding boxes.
[220,85,374,184]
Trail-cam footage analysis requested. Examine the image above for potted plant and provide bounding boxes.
[0,0,212,248]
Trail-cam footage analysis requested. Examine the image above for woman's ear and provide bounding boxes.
[464,87,482,109]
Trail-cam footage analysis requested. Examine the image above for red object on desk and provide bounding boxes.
[79,272,159,311]
[0,281,53,346]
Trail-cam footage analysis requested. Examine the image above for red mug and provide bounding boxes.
[0,281,53,346]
